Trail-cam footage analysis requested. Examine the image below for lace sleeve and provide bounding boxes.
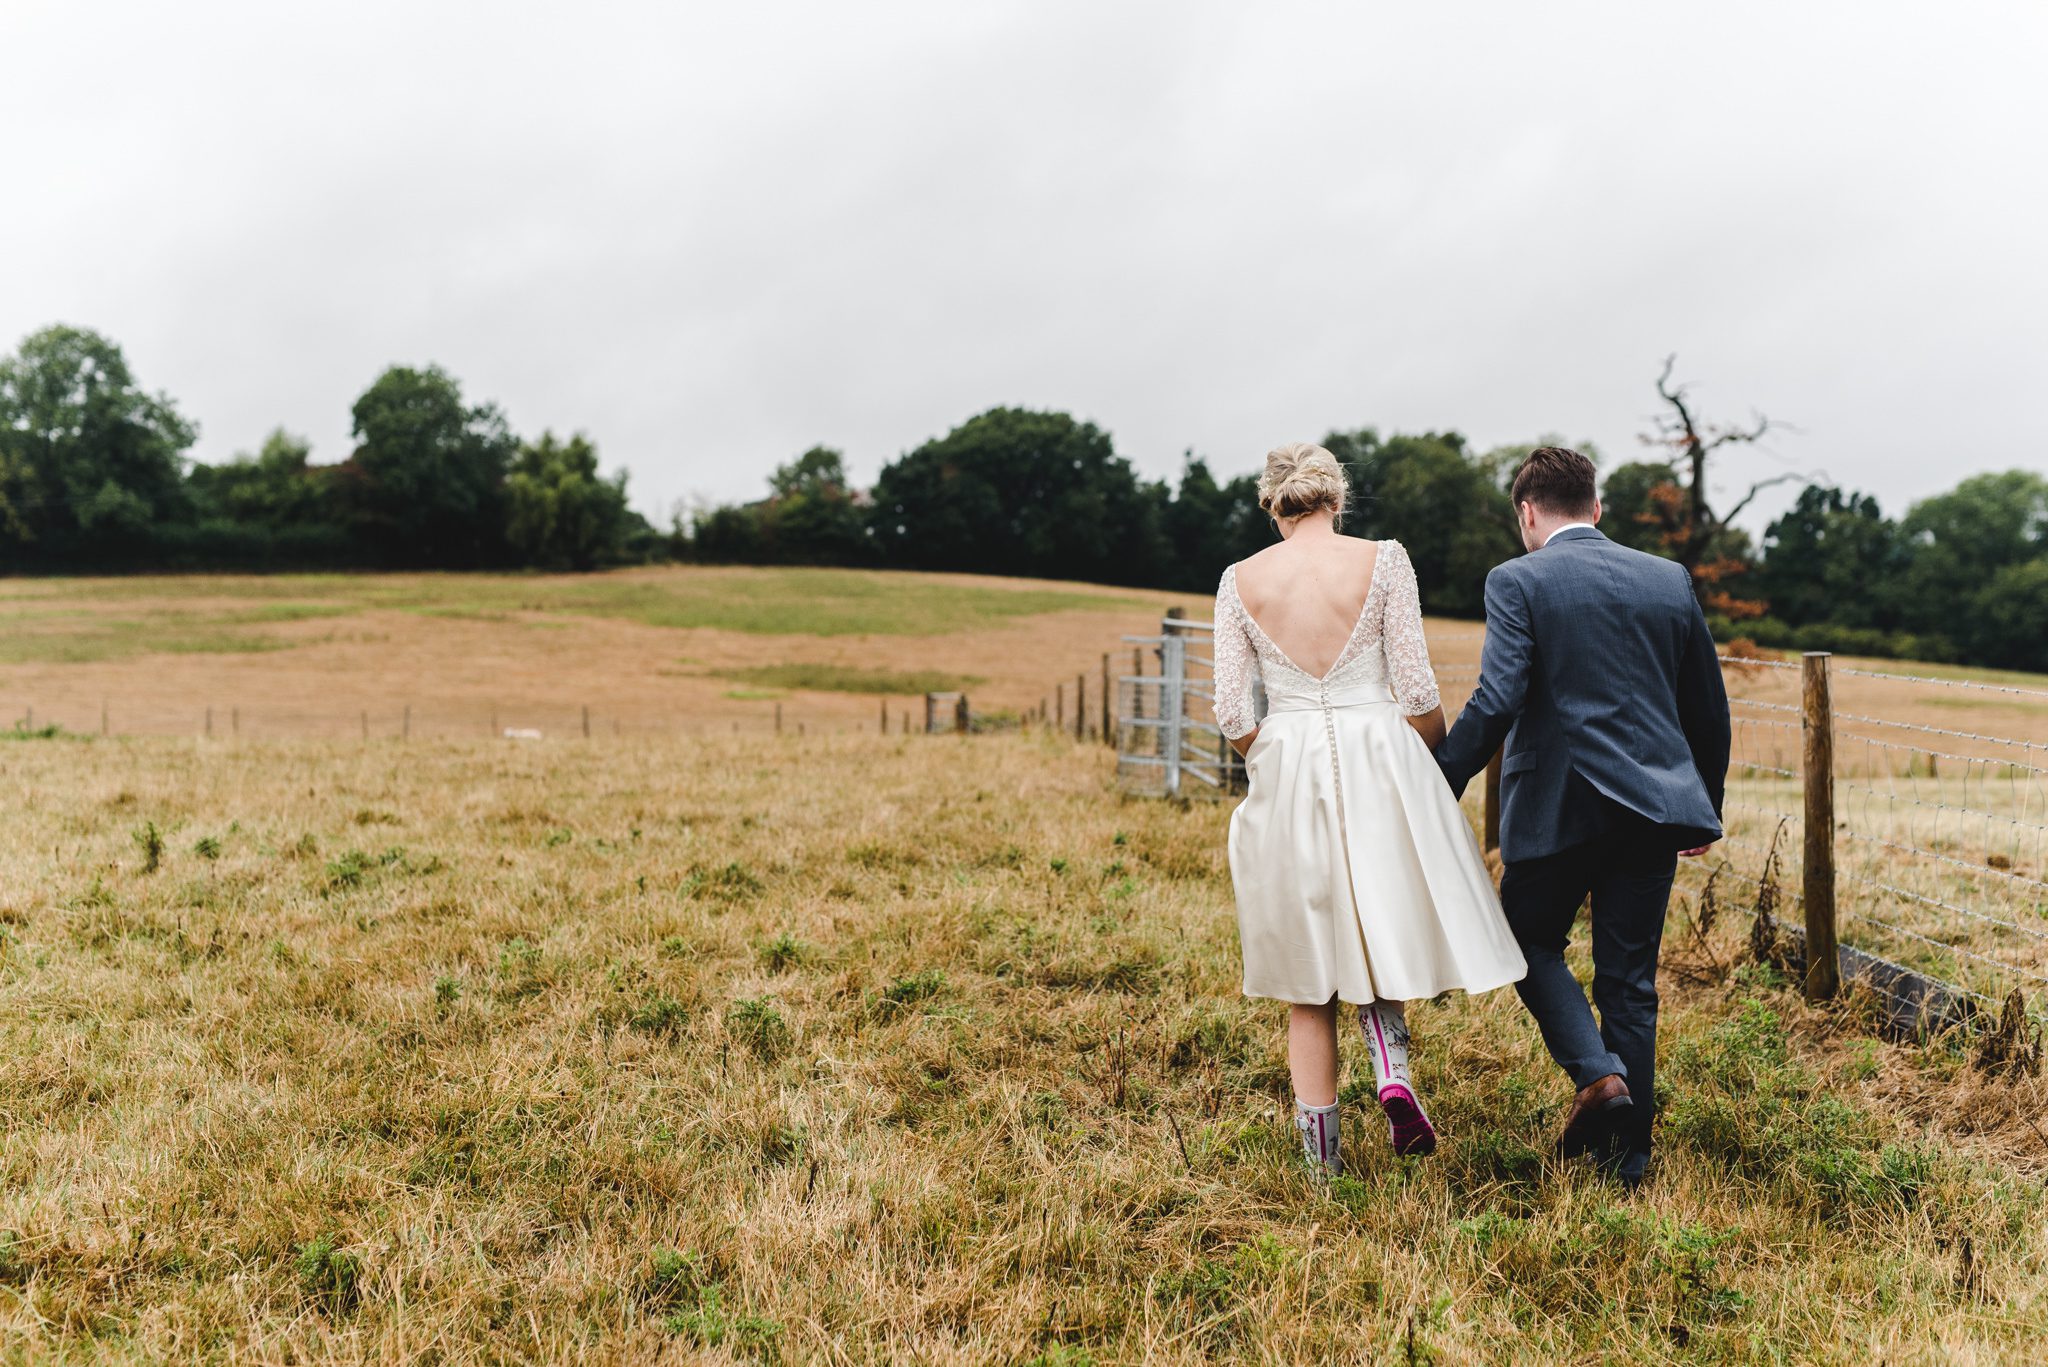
[1212,567,1259,739]
[1379,542,1441,716]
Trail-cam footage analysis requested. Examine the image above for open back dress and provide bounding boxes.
[1214,541,1526,1005]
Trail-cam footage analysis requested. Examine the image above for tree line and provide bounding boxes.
[3,325,2043,671]
[0,326,653,572]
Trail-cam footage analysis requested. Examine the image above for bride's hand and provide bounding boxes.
[1404,706,1447,752]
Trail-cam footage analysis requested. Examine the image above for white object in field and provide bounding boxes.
[503,728,543,740]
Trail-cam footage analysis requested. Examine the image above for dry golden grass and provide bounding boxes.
[0,566,1171,739]
[1,729,2044,1364]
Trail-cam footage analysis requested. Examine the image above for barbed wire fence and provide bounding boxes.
[1064,616,2047,1048]
[1688,653,2048,1052]
[3,694,979,743]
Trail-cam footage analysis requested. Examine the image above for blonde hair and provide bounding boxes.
[1257,442,1348,525]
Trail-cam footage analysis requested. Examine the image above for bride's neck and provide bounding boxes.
[1279,513,1341,542]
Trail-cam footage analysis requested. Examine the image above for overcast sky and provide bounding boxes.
[5,1,2044,532]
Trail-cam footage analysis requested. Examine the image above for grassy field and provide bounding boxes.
[0,727,2043,1363]
[2,564,2047,1360]
[0,567,1163,739]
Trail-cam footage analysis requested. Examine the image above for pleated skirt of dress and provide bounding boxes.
[1226,694,1527,1005]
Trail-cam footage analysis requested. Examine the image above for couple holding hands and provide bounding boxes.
[1215,443,1730,1187]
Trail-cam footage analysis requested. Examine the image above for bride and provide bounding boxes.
[1214,443,1526,1174]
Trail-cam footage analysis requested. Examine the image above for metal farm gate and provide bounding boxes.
[1115,613,1255,797]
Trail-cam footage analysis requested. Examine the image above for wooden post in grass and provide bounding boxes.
[205,707,213,738]
[879,697,887,734]
[1483,747,1503,853]
[1075,674,1085,741]
[956,694,970,734]
[1055,682,1064,733]
[582,705,591,739]
[101,701,108,736]
[1101,653,1113,747]
[1802,651,1839,1001]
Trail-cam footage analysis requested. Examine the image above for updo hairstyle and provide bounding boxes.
[1257,442,1348,526]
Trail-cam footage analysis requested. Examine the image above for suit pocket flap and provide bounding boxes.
[1502,749,1541,775]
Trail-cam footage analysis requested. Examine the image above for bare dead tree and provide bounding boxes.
[1642,355,1804,608]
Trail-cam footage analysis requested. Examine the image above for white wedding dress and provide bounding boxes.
[1215,542,1526,1005]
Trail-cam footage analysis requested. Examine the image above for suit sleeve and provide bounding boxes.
[1435,566,1533,799]
[1677,591,1731,818]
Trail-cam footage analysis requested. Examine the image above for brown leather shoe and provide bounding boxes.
[1558,1074,1633,1159]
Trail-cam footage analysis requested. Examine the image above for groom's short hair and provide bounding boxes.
[1511,447,1598,517]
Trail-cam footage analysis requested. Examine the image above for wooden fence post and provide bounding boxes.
[101,700,108,736]
[205,706,213,738]
[1100,653,1113,747]
[879,697,887,734]
[956,693,970,734]
[582,705,591,739]
[1074,674,1085,741]
[1483,748,1503,853]
[1803,651,1839,1001]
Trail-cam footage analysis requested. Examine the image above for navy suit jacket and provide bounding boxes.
[1436,526,1731,863]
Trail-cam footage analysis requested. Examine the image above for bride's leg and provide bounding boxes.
[1289,998,1342,1173]
[1358,999,1411,1092]
[1360,1000,1436,1156]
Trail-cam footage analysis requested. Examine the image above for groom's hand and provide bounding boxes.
[1678,842,1716,858]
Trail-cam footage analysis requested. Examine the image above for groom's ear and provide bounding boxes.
[1589,497,1603,526]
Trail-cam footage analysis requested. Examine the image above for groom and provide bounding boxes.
[1436,447,1730,1185]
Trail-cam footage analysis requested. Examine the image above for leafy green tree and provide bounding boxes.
[1892,471,2048,659]
[867,408,1168,585]
[1161,454,1270,589]
[176,428,353,566]
[504,431,632,570]
[1753,486,1905,628]
[0,324,195,563]
[1599,461,1682,556]
[1970,558,2048,671]
[690,501,769,563]
[688,448,871,567]
[186,429,332,527]
[1899,470,2048,584]
[1323,428,1521,616]
[763,447,869,565]
[339,365,514,566]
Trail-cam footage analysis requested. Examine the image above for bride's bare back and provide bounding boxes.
[1232,530,1381,679]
